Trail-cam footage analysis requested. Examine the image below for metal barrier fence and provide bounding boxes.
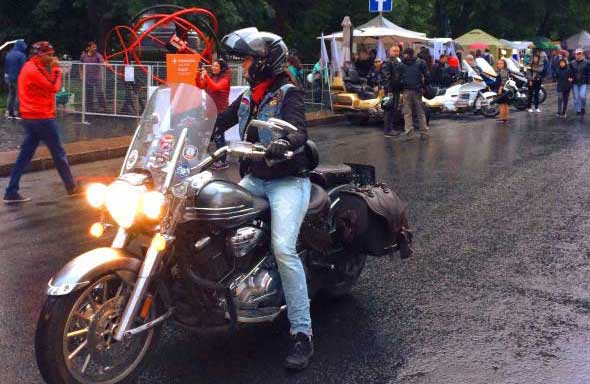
[58,61,333,123]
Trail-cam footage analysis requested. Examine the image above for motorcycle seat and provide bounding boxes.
[310,164,353,189]
[307,183,330,216]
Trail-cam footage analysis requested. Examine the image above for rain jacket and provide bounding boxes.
[4,40,27,82]
[18,57,62,119]
[556,64,573,92]
[195,69,231,113]
[400,57,429,91]
[569,59,590,85]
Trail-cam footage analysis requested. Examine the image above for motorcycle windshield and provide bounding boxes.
[121,83,218,192]
[504,58,522,74]
[475,58,497,78]
[462,60,482,81]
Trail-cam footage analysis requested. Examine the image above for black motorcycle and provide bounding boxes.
[35,83,411,384]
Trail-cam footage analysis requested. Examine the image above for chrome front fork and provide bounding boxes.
[111,228,172,341]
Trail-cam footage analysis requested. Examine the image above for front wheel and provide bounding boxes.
[35,272,160,384]
[514,96,529,111]
[479,97,499,118]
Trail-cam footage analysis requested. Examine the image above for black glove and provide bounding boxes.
[265,139,290,159]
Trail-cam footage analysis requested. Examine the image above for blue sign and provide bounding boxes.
[369,0,392,13]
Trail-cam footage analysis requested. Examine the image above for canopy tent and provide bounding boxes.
[565,31,590,50]
[455,29,511,60]
[319,15,428,44]
[427,37,463,59]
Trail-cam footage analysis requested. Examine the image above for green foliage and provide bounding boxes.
[1,0,589,61]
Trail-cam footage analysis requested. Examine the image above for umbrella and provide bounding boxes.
[376,37,387,61]
[320,33,330,69]
[341,16,352,66]
[469,42,489,50]
[331,34,342,75]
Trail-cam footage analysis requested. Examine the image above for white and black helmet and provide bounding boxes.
[222,27,288,84]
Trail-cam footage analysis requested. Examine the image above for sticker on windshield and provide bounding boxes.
[183,145,198,161]
[176,163,191,179]
[126,149,138,170]
[159,134,175,152]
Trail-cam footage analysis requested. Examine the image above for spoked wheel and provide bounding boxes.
[479,97,499,118]
[324,252,367,298]
[36,272,160,384]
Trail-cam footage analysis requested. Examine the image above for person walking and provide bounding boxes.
[3,40,27,119]
[381,45,403,137]
[80,41,106,112]
[526,54,545,113]
[399,47,430,139]
[570,48,589,116]
[4,42,79,204]
[196,58,232,170]
[494,58,511,124]
[556,58,573,117]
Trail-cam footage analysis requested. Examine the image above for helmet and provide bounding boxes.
[30,41,55,57]
[221,27,288,84]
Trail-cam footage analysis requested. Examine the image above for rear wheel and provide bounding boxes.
[514,96,529,111]
[35,272,160,384]
[538,87,547,104]
[323,252,367,298]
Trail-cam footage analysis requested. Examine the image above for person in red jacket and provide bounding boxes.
[3,41,79,204]
[196,58,231,169]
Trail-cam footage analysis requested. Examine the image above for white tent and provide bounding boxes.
[565,31,590,50]
[319,15,427,44]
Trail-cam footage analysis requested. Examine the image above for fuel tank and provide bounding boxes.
[184,180,269,228]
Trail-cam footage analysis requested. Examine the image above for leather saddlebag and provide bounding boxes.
[334,184,413,259]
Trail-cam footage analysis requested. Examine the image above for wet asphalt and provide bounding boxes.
[2,91,590,383]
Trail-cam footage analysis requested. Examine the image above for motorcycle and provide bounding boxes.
[35,83,411,384]
[423,59,499,118]
[504,57,547,110]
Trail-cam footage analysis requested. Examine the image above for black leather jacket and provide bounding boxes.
[214,75,308,180]
[399,57,429,91]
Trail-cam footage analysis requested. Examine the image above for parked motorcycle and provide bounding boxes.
[423,59,498,118]
[504,57,547,110]
[35,83,412,384]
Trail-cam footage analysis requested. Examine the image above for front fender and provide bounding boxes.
[47,247,141,296]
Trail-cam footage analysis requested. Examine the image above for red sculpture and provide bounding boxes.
[104,5,218,84]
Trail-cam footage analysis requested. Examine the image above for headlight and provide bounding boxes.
[105,181,143,229]
[86,183,107,208]
[142,191,165,220]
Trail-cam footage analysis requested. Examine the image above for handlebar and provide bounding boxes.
[193,143,294,172]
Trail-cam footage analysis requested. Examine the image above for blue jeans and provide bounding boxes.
[6,80,18,117]
[239,174,312,335]
[5,119,76,197]
[572,84,587,113]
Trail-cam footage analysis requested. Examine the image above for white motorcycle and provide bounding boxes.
[424,59,499,118]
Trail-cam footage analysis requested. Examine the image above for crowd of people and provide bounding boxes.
[338,41,590,134]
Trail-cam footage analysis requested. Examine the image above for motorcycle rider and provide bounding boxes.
[214,28,313,370]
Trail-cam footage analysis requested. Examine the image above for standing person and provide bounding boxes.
[216,27,313,370]
[399,47,430,139]
[418,46,433,70]
[286,55,304,88]
[570,49,589,116]
[310,57,328,104]
[355,49,373,78]
[556,58,573,117]
[526,54,545,113]
[382,45,403,137]
[494,58,511,123]
[483,48,496,66]
[196,58,232,170]
[430,54,448,87]
[4,40,27,119]
[80,41,106,112]
[4,42,79,203]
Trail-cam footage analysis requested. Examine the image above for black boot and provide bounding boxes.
[284,333,314,370]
